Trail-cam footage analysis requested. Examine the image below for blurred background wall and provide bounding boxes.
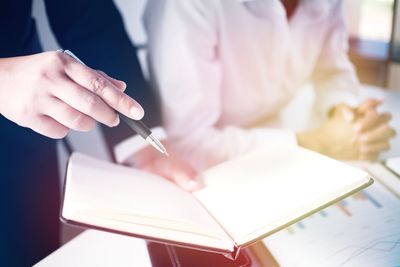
[32,0,400,90]
[343,0,400,89]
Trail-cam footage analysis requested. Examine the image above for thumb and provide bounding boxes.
[333,104,355,123]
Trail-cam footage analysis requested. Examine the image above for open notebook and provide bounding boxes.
[62,147,373,258]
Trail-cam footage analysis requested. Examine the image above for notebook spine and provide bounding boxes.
[224,243,241,260]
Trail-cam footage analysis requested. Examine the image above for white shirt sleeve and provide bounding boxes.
[145,0,297,171]
[312,1,361,117]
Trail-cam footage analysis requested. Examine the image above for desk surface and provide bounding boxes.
[35,230,152,267]
[36,86,400,267]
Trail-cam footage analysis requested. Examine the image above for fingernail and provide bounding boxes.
[119,81,127,90]
[130,106,145,120]
[184,180,202,191]
[112,115,120,127]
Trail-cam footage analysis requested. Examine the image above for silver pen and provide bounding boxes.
[58,49,168,155]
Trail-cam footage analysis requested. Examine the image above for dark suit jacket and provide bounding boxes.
[0,1,160,265]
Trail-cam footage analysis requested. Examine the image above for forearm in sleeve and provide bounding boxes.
[312,1,361,116]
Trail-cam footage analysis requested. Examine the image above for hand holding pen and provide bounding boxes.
[58,49,167,155]
[0,50,166,154]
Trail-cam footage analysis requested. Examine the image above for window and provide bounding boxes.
[344,0,395,43]
[391,0,400,61]
[343,0,396,86]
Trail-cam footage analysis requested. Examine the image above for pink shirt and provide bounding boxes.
[145,0,360,171]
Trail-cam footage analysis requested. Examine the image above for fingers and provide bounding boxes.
[32,115,69,139]
[360,141,390,155]
[142,162,203,192]
[168,168,203,192]
[354,111,391,133]
[359,123,396,144]
[64,61,144,120]
[135,146,203,192]
[358,152,379,161]
[357,123,394,161]
[41,96,96,132]
[153,156,203,191]
[52,78,120,127]
[96,70,126,91]
[356,98,383,115]
[358,141,390,161]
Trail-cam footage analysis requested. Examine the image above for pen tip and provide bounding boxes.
[146,134,169,156]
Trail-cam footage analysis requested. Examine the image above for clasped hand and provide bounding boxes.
[298,99,396,161]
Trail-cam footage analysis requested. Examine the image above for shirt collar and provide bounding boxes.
[236,0,337,21]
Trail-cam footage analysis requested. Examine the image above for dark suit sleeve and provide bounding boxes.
[44,0,161,159]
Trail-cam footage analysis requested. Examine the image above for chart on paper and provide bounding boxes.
[263,180,400,267]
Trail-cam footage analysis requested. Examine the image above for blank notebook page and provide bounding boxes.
[63,154,231,249]
[193,147,371,245]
